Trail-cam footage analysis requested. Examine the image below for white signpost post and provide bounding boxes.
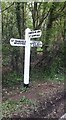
[10,28,42,87]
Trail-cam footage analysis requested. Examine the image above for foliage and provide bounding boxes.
[31,68,64,82]
[1,2,65,119]
[2,1,65,85]
[2,71,22,87]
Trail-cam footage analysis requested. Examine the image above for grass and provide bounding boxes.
[3,67,64,88]
[37,48,43,52]
[2,96,36,118]
[3,71,23,87]
[30,68,64,83]
[20,87,29,92]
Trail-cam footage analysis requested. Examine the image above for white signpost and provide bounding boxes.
[10,28,42,87]
[10,38,42,47]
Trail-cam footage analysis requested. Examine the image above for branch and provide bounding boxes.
[35,10,50,29]
[2,3,14,13]
[52,1,66,21]
[38,2,42,10]
[35,3,53,29]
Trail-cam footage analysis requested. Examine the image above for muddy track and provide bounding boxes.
[2,82,65,119]
[29,90,66,119]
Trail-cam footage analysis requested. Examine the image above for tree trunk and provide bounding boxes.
[20,3,25,75]
[14,3,25,74]
[31,2,38,62]
[15,3,21,38]
[42,3,55,55]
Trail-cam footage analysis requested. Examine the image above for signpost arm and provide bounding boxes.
[24,28,31,87]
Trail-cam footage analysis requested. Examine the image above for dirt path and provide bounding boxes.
[2,81,65,119]
[3,81,64,101]
[30,90,66,119]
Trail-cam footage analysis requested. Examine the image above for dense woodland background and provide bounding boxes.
[2,2,66,85]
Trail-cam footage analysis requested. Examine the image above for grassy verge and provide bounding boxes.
[3,67,64,87]
[3,71,23,87]
[30,68,64,83]
[2,96,36,118]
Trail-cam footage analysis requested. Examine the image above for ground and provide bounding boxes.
[2,80,65,119]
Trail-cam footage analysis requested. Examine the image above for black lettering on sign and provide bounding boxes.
[29,30,41,35]
[11,40,14,42]
[37,30,41,33]
[33,42,36,46]
[32,34,40,37]
[14,42,17,44]
[29,32,34,34]
[29,34,40,38]
[14,40,26,45]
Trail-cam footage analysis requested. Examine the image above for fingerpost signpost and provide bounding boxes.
[10,28,42,87]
